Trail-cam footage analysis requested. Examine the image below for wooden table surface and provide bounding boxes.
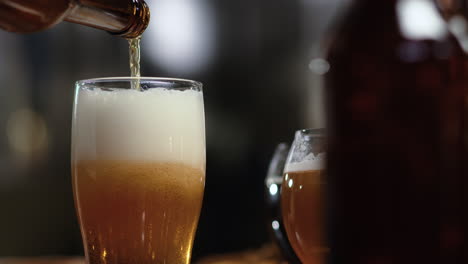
[0,258,84,264]
[0,243,287,264]
[0,257,284,264]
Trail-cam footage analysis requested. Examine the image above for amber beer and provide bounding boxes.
[72,78,205,264]
[281,155,327,264]
[74,161,204,264]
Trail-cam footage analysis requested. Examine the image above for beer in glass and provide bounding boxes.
[265,143,300,263]
[281,129,327,264]
[72,77,205,264]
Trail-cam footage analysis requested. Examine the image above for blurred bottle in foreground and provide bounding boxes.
[325,0,468,263]
[0,0,150,38]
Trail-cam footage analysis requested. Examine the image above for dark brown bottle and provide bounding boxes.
[325,0,468,263]
[0,0,150,38]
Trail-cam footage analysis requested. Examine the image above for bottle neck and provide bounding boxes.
[65,0,150,38]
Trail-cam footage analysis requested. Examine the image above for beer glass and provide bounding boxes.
[71,77,205,264]
[264,143,301,264]
[281,129,327,264]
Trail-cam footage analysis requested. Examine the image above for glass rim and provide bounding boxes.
[295,128,325,136]
[76,77,203,91]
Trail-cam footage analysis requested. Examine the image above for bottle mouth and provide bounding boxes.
[112,0,151,38]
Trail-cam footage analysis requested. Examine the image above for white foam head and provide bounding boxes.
[284,153,325,173]
[72,87,205,171]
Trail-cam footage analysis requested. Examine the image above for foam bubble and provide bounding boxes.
[72,88,205,170]
[284,153,325,173]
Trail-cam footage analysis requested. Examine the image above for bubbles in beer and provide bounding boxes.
[75,160,205,264]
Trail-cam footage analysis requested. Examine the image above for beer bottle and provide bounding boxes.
[0,0,150,38]
[325,0,468,263]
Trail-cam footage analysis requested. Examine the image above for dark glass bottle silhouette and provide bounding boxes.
[0,0,150,38]
[325,0,468,263]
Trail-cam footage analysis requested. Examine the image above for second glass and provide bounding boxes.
[265,143,301,263]
[71,77,206,264]
[281,129,327,264]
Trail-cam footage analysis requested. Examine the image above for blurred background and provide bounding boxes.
[5,0,456,260]
[2,0,468,261]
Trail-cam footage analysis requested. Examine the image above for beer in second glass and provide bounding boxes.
[281,129,327,264]
[71,78,205,264]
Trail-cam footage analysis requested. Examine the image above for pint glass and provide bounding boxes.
[71,77,206,264]
[281,129,327,264]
